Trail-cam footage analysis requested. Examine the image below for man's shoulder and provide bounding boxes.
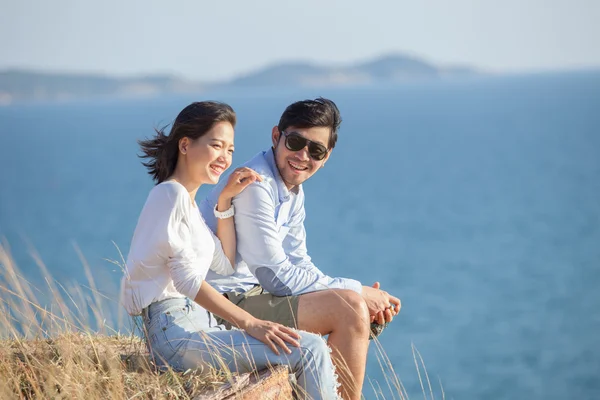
[238,178,277,203]
[242,151,276,179]
[236,151,279,202]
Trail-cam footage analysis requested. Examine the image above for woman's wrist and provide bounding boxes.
[236,314,256,331]
[216,196,233,212]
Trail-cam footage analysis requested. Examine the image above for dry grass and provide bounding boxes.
[0,240,442,400]
[0,333,232,399]
[0,242,231,400]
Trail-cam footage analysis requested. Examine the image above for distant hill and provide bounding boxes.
[228,54,478,87]
[0,53,480,104]
[0,70,204,104]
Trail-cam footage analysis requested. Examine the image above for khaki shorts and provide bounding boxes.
[215,285,300,329]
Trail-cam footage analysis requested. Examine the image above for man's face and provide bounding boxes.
[272,125,331,189]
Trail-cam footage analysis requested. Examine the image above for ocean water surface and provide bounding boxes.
[1,71,599,399]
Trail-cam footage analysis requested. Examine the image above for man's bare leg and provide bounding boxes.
[297,289,370,400]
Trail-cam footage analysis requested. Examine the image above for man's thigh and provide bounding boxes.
[296,289,357,335]
[216,287,300,329]
[297,289,388,339]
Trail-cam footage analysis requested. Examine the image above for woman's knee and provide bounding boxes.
[298,331,331,363]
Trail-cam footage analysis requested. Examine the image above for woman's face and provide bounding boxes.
[181,121,235,185]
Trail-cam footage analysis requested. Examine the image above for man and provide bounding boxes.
[200,97,401,400]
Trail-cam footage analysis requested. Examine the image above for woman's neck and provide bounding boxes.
[168,169,201,203]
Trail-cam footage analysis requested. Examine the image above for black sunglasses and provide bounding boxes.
[281,131,329,161]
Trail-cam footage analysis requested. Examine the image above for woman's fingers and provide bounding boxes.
[249,321,301,355]
[279,325,301,340]
[222,169,262,198]
[235,174,255,186]
[234,168,262,180]
[278,332,300,349]
[269,324,300,353]
[270,333,292,354]
[264,335,279,356]
[234,170,262,186]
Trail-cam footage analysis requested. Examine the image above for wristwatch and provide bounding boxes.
[214,204,235,219]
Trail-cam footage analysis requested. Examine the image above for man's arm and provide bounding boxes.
[282,194,401,321]
[233,182,362,296]
[281,202,325,275]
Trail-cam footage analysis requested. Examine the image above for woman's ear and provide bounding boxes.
[179,137,189,155]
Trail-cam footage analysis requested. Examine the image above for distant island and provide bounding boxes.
[0,53,480,104]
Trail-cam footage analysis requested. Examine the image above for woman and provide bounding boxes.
[120,101,338,399]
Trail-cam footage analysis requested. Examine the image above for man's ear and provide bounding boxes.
[179,137,189,155]
[271,126,280,148]
[321,149,332,167]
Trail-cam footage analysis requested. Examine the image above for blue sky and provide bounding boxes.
[1,0,599,80]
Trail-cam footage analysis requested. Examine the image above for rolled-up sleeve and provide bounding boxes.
[233,183,362,296]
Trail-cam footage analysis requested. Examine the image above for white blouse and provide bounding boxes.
[120,180,234,316]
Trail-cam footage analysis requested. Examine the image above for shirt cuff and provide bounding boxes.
[342,278,363,294]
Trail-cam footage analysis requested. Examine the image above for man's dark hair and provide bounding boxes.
[277,97,341,150]
[138,101,236,184]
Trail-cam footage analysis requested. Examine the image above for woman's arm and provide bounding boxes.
[215,167,262,266]
[215,195,236,267]
[193,281,300,355]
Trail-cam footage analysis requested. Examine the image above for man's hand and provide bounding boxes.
[361,284,390,316]
[364,282,401,324]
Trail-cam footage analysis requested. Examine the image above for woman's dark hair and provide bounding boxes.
[277,97,341,150]
[138,101,236,184]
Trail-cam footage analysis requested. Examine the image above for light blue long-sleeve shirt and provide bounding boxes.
[199,149,363,296]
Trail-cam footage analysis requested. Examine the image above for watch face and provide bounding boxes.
[214,204,234,219]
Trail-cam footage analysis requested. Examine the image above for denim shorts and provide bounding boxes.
[142,297,225,370]
[142,297,339,399]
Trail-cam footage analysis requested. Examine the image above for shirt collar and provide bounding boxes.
[264,148,299,203]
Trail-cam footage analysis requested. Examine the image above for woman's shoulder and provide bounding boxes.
[146,181,190,207]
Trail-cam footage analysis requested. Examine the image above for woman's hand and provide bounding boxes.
[218,167,262,205]
[242,317,301,355]
[194,283,300,356]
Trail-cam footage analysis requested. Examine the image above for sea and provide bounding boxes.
[1,71,599,400]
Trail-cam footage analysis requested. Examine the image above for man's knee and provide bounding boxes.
[337,290,369,323]
[296,289,370,336]
[315,290,370,335]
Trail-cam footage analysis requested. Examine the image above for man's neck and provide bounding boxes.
[271,147,299,193]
